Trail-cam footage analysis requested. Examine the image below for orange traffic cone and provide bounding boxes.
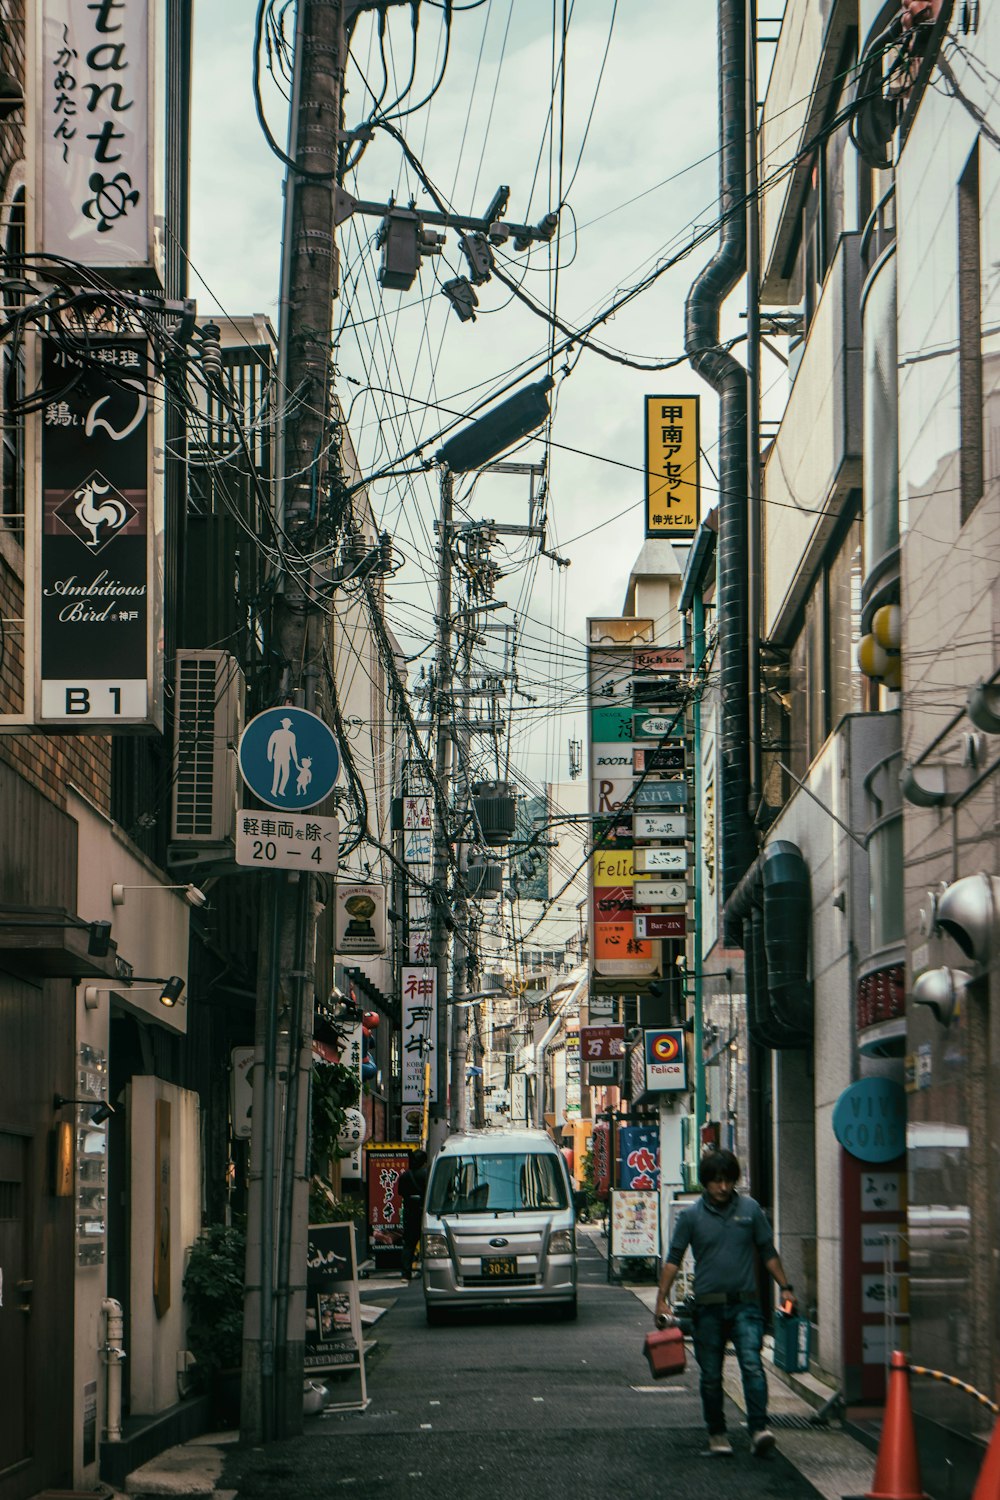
[972,1415,1000,1498]
[865,1351,928,1500]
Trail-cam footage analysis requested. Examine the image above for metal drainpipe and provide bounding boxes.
[685,0,755,930]
[691,591,707,1149]
[533,970,588,1130]
[746,0,763,817]
[101,1297,125,1442]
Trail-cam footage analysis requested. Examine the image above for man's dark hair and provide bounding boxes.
[698,1148,740,1186]
[410,1149,428,1169]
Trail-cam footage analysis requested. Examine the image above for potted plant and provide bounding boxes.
[182,1221,246,1426]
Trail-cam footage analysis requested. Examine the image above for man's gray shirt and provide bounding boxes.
[665,1191,776,1298]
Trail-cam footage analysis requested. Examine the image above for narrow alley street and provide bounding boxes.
[212,1235,873,1500]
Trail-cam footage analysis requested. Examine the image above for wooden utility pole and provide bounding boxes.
[242,0,345,1444]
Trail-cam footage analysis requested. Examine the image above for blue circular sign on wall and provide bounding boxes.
[832,1078,907,1163]
[238,706,341,811]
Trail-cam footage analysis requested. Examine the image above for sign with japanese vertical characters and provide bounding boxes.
[400,966,437,1106]
[645,395,699,537]
[37,335,161,727]
[36,0,161,283]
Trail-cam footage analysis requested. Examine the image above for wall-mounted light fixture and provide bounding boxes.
[83,975,186,1009]
[910,968,969,1027]
[54,1092,115,1126]
[933,872,1000,965]
[967,678,1000,735]
[111,883,207,908]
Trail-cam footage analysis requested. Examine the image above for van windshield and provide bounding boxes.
[427,1152,568,1214]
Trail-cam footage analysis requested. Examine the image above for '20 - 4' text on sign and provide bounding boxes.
[235,812,339,874]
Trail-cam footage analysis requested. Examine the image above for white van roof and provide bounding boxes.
[437,1129,559,1155]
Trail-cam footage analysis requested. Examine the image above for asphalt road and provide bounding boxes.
[222,1237,823,1500]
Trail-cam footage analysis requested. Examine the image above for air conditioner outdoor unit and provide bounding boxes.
[171,651,244,844]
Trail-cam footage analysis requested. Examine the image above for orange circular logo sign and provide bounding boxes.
[650,1033,680,1063]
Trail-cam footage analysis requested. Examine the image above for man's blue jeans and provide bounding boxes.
[692,1301,769,1435]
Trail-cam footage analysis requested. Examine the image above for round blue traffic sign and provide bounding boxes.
[238,706,341,811]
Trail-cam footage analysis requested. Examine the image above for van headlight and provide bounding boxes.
[422,1232,450,1259]
[548,1229,573,1254]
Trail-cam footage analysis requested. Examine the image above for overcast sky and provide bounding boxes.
[189,1,729,794]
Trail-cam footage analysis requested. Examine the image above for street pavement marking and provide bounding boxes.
[630,1385,686,1393]
[420,1423,433,1429]
[532,1396,544,1402]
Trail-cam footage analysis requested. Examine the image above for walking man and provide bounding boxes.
[653,1148,797,1457]
[399,1148,429,1280]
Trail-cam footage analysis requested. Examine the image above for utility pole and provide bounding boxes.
[430,466,455,1147]
[243,0,346,1444]
[449,626,473,1130]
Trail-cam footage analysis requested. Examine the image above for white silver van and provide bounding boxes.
[421,1129,578,1324]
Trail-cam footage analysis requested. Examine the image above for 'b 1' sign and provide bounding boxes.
[37,337,160,730]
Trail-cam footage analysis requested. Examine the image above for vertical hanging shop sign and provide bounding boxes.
[401,966,438,1110]
[35,0,162,284]
[645,395,699,537]
[37,336,160,728]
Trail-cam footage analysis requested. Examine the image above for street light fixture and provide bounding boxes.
[111,882,207,908]
[83,975,186,1009]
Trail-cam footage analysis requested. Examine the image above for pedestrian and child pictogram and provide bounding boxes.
[238,706,341,811]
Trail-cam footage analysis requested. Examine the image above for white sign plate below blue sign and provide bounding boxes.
[238,706,341,811]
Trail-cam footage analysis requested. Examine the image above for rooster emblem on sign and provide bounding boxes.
[73,477,128,549]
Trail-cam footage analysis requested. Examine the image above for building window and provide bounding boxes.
[958,142,983,526]
[786,513,863,778]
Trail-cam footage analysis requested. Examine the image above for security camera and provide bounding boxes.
[184,885,208,909]
[934,872,1000,965]
[911,967,968,1027]
[90,1101,115,1126]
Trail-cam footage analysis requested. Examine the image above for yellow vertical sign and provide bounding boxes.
[645,395,700,536]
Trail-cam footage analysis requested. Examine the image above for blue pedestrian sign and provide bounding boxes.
[238,706,341,811]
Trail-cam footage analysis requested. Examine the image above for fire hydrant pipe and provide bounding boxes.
[101,1297,125,1442]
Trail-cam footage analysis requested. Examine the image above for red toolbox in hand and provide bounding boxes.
[643,1325,686,1379]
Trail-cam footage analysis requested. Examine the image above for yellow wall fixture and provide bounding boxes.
[872,604,901,652]
[858,620,901,688]
[858,634,888,678]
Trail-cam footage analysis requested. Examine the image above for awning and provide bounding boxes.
[0,904,123,981]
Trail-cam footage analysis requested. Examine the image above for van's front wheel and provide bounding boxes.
[426,1304,448,1327]
[554,1295,578,1321]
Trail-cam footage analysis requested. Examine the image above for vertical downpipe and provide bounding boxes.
[685,0,755,931]
[746,0,763,820]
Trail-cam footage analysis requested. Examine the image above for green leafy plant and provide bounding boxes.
[310,1061,361,1174]
[309,1177,367,1226]
[182,1222,246,1377]
[579,1149,605,1218]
